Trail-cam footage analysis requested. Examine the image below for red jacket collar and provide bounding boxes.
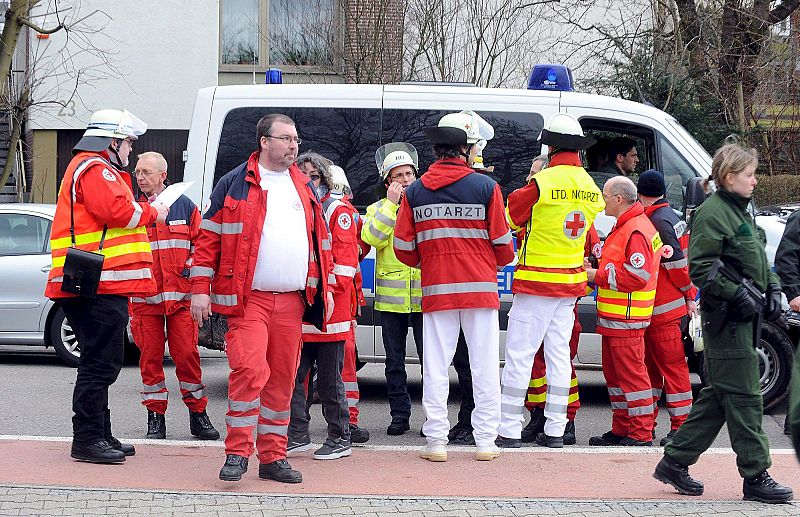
[420,158,473,191]
[615,201,645,227]
[548,151,583,168]
[643,198,669,216]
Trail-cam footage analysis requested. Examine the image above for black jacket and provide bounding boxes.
[776,209,800,301]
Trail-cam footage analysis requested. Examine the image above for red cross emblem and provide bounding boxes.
[563,211,586,239]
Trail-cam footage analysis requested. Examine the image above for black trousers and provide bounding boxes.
[453,331,475,431]
[60,295,128,445]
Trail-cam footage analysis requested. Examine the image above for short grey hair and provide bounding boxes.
[296,151,333,190]
[137,151,167,172]
[605,176,638,204]
[532,154,548,167]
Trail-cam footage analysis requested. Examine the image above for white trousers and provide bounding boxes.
[499,294,576,438]
[421,308,500,448]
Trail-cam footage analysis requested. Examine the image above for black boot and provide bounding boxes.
[659,429,677,447]
[259,459,303,483]
[535,432,564,448]
[146,411,166,439]
[349,424,370,444]
[104,409,135,455]
[521,407,545,442]
[563,420,576,446]
[652,455,704,496]
[743,471,794,503]
[219,454,248,482]
[495,436,522,448]
[189,410,220,440]
[387,418,410,436]
[589,430,624,446]
[71,440,126,464]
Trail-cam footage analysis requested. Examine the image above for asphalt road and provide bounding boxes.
[0,345,791,450]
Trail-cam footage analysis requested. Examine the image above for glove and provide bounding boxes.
[765,283,783,322]
[730,285,760,322]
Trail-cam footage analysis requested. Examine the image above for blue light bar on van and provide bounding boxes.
[527,64,574,92]
[265,68,283,84]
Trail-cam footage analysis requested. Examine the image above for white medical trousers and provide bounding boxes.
[421,308,500,448]
[499,294,576,439]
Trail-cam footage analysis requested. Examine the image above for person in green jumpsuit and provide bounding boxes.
[652,142,793,504]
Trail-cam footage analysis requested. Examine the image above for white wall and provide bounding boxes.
[27,0,219,131]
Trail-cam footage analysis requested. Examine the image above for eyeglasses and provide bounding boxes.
[390,171,416,181]
[266,135,302,145]
[309,174,320,181]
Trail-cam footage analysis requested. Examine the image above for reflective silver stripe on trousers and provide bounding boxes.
[653,298,686,315]
[333,264,357,277]
[375,294,405,305]
[666,391,693,403]
[423,282,498,296]
[547,385,571,396]
[343,382,359,391]
[211,293,238,306]
[260,406,291,421]
[191,266,215,279]
[597,317,650,330]
[142,381,167,393]
[628,404,655,416]
[150,239,191,251]
[142,392,169,401]
[492,231,513,246]
[501,403,525,414]
[417,227,489,243]
[544,402,568,414]
[374,210,396,228]
[662,258,688,269]
[368,223,389,241]
[226,414,258,427]
[625,389,653,402]
[180,382,205,399]
[623,262,651,281]
[257,423,288,436]
[607,387,624,396]
[376,278,406,289]
[668,405,692,416]
[229,398,260,412]
[393,235,416,251]
[501,384,528,398]
[611,401,627,409]
[652,388,663,399]
[347,398,358,407]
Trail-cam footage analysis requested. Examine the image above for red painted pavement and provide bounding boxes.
[1,439,798,500]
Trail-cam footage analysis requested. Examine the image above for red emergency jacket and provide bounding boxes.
[644,199,698,324]
[130,193,201,315]
[302,193,359,341]
[190,152,333,319]
[46,151,157,298]
[393,158,515,312]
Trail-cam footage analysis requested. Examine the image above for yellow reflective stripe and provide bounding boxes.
[567,392,579,404]
[51,227,147,249]
[597,288,655,301]
[527,393,546,403]
[513,269,587,284]
[528,377,547,388]
[597,302,653,317]
[52,241,152,267]
[521,253,584,268]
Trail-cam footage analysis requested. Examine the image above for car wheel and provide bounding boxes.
[695,322,794,412]
[48,307,79,367]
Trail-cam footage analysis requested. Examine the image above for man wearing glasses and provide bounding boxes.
[191,114,334,484]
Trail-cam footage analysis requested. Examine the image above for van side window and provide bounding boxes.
[382,109,544,200]
[213,106,382,207]
[658,136,698,210]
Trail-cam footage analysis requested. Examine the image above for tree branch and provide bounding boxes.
[15,15,64,34]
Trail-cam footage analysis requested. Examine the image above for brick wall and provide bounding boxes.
[343,0,405,83]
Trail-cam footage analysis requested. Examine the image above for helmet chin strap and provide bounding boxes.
[460,143,474,162]
[108,140,127,168]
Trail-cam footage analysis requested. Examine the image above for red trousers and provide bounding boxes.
[644,319,693,431]
[224,291,304,464]
[601,335,654,442]
[342,325,360,425]
[525,305,581,420]
[130,305,206,414]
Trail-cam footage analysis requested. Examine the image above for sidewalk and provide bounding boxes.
[0,436,798,515]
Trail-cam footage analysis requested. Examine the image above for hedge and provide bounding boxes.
[754,174,800,207]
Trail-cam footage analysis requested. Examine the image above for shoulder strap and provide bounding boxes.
[69,156,113,249]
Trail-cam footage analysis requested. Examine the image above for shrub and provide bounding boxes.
[754,174,800,207]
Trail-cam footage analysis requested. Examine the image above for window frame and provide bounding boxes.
[0,213,51,257]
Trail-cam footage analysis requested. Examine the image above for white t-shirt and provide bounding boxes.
[250,164,309,292]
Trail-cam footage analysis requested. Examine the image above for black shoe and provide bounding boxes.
[619,436,652,446]
[219,454,248,481]
[535,432,564,448]
[189,410,220,440]
[589,430,625,446]
[287,435,313,454]
[563,420,576,446]
[521,407,545,442]
[146,411,166,439]
[106,436,135,456]
[387,419,410,436]
[349,424,370,444]
[71,440,126,464]
[313,437,352,460]
[495,436,522,448]
[659,429,677,447]
[653,455,704,496]
[259,459,303,483]
[784,414,791,436]
[743,470,794,503]
[449,428,476,446]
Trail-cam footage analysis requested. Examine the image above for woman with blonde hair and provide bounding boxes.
[652,141,793,503]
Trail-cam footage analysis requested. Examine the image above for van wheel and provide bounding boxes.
[695,322,794,412]
[48,307,79,368]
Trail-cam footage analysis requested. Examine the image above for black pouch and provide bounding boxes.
[699,292,728,336]
[303,288,325,332]
[62,247,104,298]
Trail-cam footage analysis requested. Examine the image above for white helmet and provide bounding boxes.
[688,313,703,353]
[74,109,148,153]
[329,165,351,197]
[537,113,595,150]
[375,142,419,180]
[427,110,494,146]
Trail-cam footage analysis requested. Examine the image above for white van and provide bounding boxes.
[182,78,794,411]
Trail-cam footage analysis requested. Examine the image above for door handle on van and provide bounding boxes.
[41,265,51,273]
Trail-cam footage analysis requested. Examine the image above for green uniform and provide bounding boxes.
[665,188,777,478]
[791,353,800,462]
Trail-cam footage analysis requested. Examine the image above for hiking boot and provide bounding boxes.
[219,454,248,482]
[653,455,703,496]
[70,440,126,464]
[535,432,564,448]
[589,430,625,446]
[619,436,652,446]
[475,444,501,461]
[521,407,545,442]
[448,428,476,446]
[659,429,677,447]
[743,470,794,503]
[286,435,313,455]
[189,410,220,440]
[495,436,522,448]
[259,459,302,483]
[146,411,166,439]
[563,420,576,446]
[313,437,352,460]
[387,419,410,436]
[106,436,135,456]
[420,444,447,462]
[349,424,370,444]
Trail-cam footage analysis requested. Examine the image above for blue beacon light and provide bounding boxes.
[527,64,575,92]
